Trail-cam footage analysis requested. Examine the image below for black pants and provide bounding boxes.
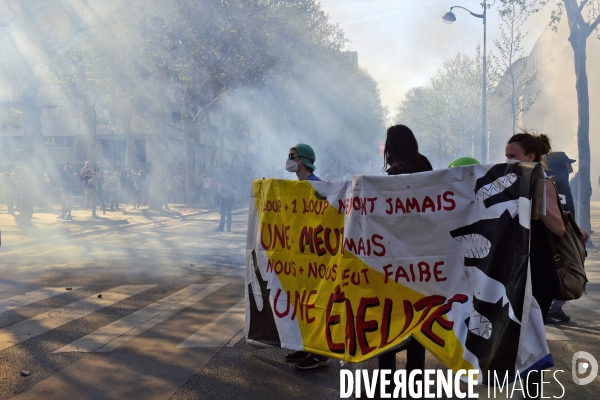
[109,190,119,210]
[218,200,233,231]
[377,340,425,398]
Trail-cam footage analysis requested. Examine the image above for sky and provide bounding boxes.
[319,0,554,117]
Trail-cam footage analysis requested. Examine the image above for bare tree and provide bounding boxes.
[516,0,600,239]
[492,1,540,135]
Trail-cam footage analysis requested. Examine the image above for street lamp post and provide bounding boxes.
[443,1,487,163]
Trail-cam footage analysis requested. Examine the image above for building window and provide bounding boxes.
[134,139,146,162]
[1,106,24,129]
[0,136,23,150]
[44,136,74,147]
[99,139,126,161]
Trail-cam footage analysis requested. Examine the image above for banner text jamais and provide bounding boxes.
[385,191,456,214]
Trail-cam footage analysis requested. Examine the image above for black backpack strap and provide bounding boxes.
[542,179,564,268]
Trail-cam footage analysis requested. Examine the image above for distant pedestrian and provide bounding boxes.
[82,169,96,213]
[119,169,127,204]
[137,170,147,206]
[133,172,141,209]
[203,173,213,204]
[215,183,234,232]
[0,172,15,215]
[164,176,171,210]
[97,171,107,215]
[126,170,135,205]
[59,162,74,219]
[107,172,120,211]
[81,161,92,208]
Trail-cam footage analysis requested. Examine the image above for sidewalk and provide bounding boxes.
[0,203,212,238]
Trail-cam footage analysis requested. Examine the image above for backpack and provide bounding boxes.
[544,180,588,300]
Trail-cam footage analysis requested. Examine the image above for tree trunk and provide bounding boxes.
[149,120,166,211]
[125,111,135,172]
[83,100,97,218]
[182,89,195,205]
[570,33,592,237]
[17,83,38,226]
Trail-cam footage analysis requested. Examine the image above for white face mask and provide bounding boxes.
[506,155,529,163]
[286,158,299,172]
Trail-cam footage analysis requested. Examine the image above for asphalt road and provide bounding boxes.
[0,205,599,400]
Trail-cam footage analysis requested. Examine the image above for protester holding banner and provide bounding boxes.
[378,125,432,391]
[505,132,567,400]
[285,143,321,182]
[506,132,565,322]
[283,143,329,370]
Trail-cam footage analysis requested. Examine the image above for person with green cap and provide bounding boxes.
[284,143,328,370]
[285,143,321,182]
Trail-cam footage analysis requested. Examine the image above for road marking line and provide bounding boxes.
[544,325,570,341]
[0,285,155,352]
[0,287,82,314]
[177,299,245,348]
[571,296,600,315]
[54,283,227,353]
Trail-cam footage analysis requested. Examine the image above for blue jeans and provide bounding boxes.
[549,300,565,313]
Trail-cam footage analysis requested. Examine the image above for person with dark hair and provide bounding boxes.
[506,130,566,399]
[283,143,328,370]
[506,131,566,319]
[379,125,431,395]
[383,124,433,173]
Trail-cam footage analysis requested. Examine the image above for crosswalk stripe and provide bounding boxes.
[544,325,570,341]
[571,296,600,315]
[177,299,245,348]
[0,287,82,314]
[54,283,227,353]
[0,285,155,352]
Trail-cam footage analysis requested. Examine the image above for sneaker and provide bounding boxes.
[285,351,308,363]
[296,356,327,370]
[548,308,571,322]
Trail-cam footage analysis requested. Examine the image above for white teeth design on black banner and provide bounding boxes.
[453,234,491,259]
[474,173,517,201]
[468,309,492,339]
